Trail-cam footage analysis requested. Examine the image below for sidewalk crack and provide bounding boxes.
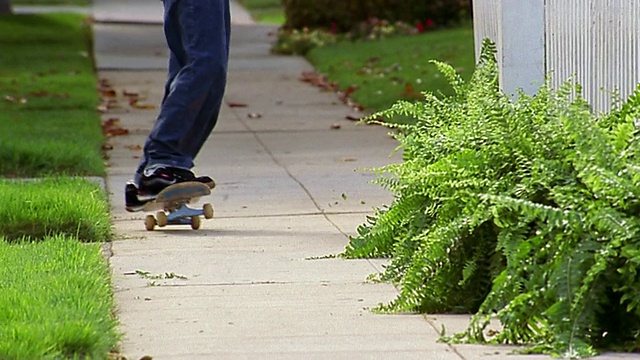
[237,116,350,239]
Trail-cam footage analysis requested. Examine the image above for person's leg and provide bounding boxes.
[178,0,230,160]
[133,50,183,185]
[141,0,230,172]
[126,0,229,211]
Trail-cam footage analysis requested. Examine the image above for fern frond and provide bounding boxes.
[349,38,640,356]
[430,60,467,96]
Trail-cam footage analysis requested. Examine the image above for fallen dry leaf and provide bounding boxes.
[125,144,142,151]
[126,95,139,105]
[299,71,338,91]
[102,117,130,137]
[100,88,117,98]
[106,128,129,136]
[131,102,156,110]
[102,117,120,127]
[98,98,120,113]
[338,85,359,102]
[122,89,139,97]
[226,101,248,108]
[400,83,424,100]
[125,95,156,110]
[98,78,113,90]
[29,90,49,97]
[98,78,119,107]
[299,71,364,111]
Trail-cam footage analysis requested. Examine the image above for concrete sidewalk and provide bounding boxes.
[93,2,632,360]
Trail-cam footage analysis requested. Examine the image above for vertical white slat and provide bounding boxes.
[472,0,502,67]
[544,0,640,113]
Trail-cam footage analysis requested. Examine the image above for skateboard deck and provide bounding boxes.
[143,181,213,231]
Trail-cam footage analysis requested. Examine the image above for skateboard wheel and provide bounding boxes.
[203,203,214,219]
[145,215,156,231]
[191,216,201,230]
[156,211,168,227]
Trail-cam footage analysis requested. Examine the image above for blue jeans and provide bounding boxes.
[135,0,230,180]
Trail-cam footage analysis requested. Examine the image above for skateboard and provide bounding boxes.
[142,181,214,231]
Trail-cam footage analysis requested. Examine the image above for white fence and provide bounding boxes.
[472,0,640,113]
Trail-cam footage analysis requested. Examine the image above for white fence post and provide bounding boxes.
[472,0,546,97]
[500,0,546,96]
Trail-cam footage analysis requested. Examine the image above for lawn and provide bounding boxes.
[237,0,284,24]
[0,178,112,242]
[0,110,105,177]
[0,13,118,359]
[306,24,476,117]
[238,1,475,121]
[12,0,89,5]
[0,13,104,177]
[0,236,118,359]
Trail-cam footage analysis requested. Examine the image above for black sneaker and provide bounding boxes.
[125,181,156,212]
[194,175,216,189]
[125,168,215,212]
[139,167,215,195]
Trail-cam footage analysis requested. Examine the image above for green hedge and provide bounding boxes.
[282,0,471,32]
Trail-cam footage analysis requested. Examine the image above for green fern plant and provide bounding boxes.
[344,38,640,357]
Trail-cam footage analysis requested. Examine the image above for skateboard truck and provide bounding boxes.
[143,182,214,231]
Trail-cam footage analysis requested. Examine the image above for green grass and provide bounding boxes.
[0,178,112,242]
[0,110,105,177]
[0,14,117,357]
[238,0,473,119]
[0,236,119,359]
[239,0,474,121]
[306,24,475,119]
[12,0,89,5]
[0,13,104,177]
[237,0,284,24]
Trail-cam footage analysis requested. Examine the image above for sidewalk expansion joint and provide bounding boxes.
[423,315,467,360]
[210,210,373,220]
[93,20,163,26]
[237,118,354,240]
[146,281,290,287]
[112,210,372,224]
[97,67,169,72]
[225,128,366,135]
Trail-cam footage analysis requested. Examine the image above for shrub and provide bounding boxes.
[282,0,471,32]
[345,39,640,357]
[272,19,419,55]
[346,18,420,41]
[272,27,338,55]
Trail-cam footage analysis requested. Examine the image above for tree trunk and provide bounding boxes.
[0,0,12,15]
